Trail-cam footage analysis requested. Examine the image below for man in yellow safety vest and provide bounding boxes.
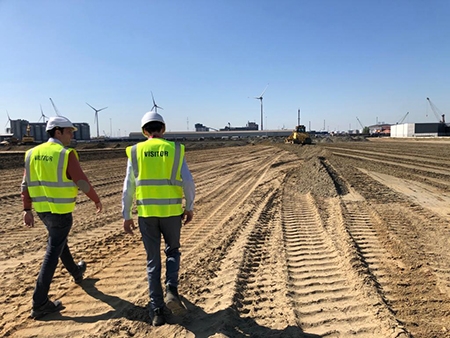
[21,116,102,319]
[122,111,195,326]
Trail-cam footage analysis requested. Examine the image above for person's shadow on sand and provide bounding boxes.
[39,278,322,337]
[165,297,323,338]
[38,278,150,324]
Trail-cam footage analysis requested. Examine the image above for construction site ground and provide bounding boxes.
[1,137,450,338]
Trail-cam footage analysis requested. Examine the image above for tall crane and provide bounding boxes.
[427,97,445,123]
[397,112,409,124]
[356,116,364,129]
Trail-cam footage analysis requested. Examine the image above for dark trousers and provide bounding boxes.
[33,212,78,308]
[138,215,182,311]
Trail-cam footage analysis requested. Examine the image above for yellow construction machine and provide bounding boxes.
[21,125,35,145]
[285,125,312,145]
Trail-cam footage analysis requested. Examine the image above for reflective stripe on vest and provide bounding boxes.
[25,143,78,213]
[127,139,184,217]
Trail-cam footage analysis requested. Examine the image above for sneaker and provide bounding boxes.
[30,299,63,319]
[152,307,165,326]
[165,285,186,315]
[73,260,87,284]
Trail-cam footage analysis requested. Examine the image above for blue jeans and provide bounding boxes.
[138,215,182,311]
[33,212,79,308]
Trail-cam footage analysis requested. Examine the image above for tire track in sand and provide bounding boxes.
[281,173,407,337]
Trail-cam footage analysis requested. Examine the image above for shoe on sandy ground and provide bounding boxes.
[30,299,63,319]
[165,285,187,316]
[73,260,86,284]
[152,307,166,326]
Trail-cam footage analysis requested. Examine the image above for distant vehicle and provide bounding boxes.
[285,125,312,145]
[21,125,35,145]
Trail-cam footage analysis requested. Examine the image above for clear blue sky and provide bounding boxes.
[1,0,449,136]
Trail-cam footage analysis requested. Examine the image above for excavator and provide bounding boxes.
[285,125,312,145]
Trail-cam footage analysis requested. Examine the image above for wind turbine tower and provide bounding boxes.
[86,103,108,138]
[254,84,268,130]
[151,92,163,113]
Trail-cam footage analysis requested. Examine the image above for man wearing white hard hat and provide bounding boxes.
[122,110,195,326]
[21,116,103,319]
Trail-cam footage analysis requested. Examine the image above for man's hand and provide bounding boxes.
[23,210,34,228]
[123,219,136,235]
[182,210,194,225]
[95,201,102,213]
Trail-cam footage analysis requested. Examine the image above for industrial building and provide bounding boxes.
[391,122,450,137]
[195,121,259,132]
[129,129,292,141]
[220,121,259,131]
[5,119,91,143]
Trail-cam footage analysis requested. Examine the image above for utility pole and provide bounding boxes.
[110,118,112,138]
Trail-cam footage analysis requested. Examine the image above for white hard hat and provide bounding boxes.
[46,116,78,131]
[141,111,165,128]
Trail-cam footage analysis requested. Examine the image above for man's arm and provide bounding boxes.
[122,159,136,234]
[181,158,195,224]
[21,169,34,227]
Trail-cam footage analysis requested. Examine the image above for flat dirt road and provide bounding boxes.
[1,138,450,337]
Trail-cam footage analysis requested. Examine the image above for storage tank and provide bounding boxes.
[79,123,91,140]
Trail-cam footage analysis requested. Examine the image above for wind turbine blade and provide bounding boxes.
[151,91,156,105]
[86,102,96,111]
[40,105,46,122]
[260,83,269,97]
[97,107,108,112]
[5,110,11,128]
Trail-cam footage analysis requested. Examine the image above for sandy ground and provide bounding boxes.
[0,138,450,337]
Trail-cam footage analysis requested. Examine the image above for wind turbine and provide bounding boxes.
[254,84,269,130]
[151,92,163,113]
[49,98,61,116]
[86,103,108,138]
[38,105,49,123]
[4,110,12,133]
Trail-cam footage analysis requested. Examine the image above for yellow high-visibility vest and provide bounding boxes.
[126,138,184,217]
[25,142,78,214]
